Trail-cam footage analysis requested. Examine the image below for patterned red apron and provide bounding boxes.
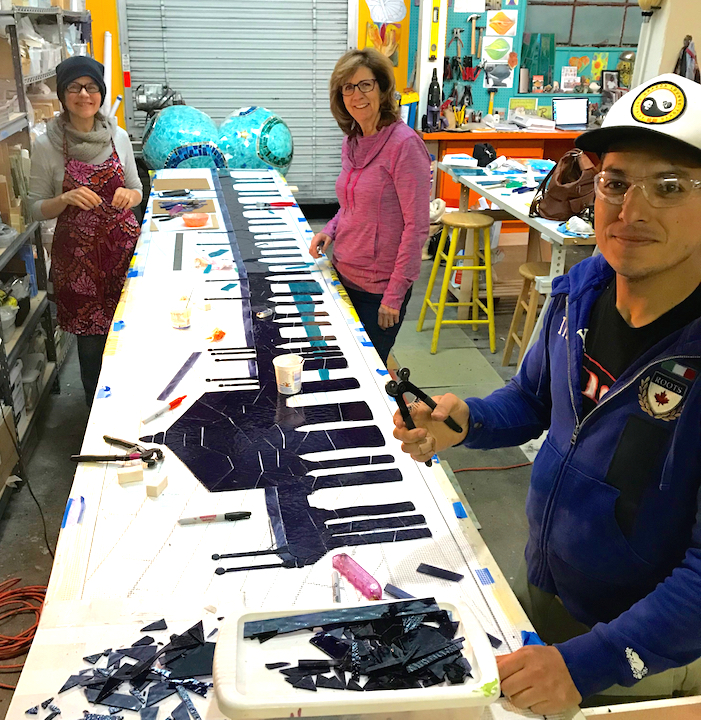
[52,139,140,335]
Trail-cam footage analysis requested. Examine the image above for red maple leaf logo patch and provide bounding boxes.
[654,391,669,405]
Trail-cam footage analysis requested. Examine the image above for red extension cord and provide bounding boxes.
[0,579,46,690]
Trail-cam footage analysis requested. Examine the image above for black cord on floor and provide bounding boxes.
[1,407,55,559]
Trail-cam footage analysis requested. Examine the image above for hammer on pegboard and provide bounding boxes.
[467,14,479,56]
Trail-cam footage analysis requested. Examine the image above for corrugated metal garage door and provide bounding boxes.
[118,0,350,201]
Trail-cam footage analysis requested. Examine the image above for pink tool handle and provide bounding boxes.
[332,553,382,601]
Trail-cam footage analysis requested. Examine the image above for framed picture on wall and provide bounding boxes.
[602,71,620,91]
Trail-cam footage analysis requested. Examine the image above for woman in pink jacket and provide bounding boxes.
[310,49,431,364]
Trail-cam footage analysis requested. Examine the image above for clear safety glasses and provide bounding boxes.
[594,170,701,208]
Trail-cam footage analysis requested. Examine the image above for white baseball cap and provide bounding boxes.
[577,73,701,163]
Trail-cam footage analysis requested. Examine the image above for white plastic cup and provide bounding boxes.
[273,354,304,395]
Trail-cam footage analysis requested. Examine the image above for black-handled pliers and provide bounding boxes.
[71,435,164,468]
[385,367,463,468]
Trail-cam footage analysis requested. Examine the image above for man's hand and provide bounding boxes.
[392,393,469,462]
[61,187,102,211]
[309,232,332,258]
[111,187,138,209]
[497,646,582,715]
[378,304,400,330]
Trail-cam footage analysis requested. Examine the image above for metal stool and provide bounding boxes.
[417,212,496,354]
[502,262,551,367]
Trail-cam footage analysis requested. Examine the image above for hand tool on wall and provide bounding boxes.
[385,367,463,468]
[467,14,479,56]
[487,87,498,115]
[477,26,485,58]
[429,0,441,61]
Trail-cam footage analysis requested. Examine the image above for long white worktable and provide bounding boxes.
[6,169,589,720]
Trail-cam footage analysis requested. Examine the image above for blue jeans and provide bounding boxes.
[341,281,412,365]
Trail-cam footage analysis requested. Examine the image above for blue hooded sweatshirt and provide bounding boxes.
[464,254,701,699]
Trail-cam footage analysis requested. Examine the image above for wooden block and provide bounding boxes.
[117,465,143,486]
[146,475,168,498]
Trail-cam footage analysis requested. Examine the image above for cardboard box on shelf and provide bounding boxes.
[50,0,71,9]
[0,405,19,486]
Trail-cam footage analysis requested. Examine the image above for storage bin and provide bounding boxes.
[0,305,18,342]
[22,368,41,412]
[24,351,46,378]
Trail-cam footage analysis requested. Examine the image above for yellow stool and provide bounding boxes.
[417,212,496,354]
[502,262,551,367]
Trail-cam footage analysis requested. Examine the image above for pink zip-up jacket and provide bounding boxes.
[322,120,431,310]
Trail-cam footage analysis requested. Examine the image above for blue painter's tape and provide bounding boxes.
[453,501,467,519]
[309,340,327,347]
[127,269,138,278]
[209,249,228,257]
[113,320,125,332]
[521,630,546,647]
[318,369,330,381]
[376,369,389,376]
[61,498,73,529]
[221,283,238,291]
[475,568,495,585]
[96,385,111,399]
[361,341,373,347]
[204,265,212,274]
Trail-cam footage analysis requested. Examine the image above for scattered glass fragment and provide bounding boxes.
[416,563,464,582]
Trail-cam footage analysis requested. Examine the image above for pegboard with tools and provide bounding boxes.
[442,2,526,119]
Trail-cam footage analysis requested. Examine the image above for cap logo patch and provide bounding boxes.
[632,81,686,125]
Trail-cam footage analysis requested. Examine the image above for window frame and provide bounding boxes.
[526,0,639,47]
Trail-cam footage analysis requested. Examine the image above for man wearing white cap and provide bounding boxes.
[393,73,701,712]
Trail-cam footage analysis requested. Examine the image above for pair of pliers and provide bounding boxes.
[71,436,164,468]
[385,368,463,468]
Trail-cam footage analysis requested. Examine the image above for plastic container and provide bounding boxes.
[171,298,191,329]
[272,354,303,395]
[22,368,41,411]
[0,305,18,342]
[213,599,500,720]
[183,213,209,228]
[24,352,46,378]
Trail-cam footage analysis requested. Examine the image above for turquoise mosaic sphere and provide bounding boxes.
[142,105,222,170]
[219,106,294,174]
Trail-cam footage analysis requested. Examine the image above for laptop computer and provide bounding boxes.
[552,97,590,131]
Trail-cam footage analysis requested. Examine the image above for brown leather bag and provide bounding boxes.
[530,149,597,221]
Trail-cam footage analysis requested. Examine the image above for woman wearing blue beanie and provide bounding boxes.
[28,55,142,405]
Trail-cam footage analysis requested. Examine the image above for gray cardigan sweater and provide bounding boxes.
[29,123,143,222]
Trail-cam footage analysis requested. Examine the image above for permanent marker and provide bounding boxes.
[178,511,252,526]
[142,395,187,424]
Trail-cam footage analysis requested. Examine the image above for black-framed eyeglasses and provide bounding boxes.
[341,79,378,96]
[66,82,101,95]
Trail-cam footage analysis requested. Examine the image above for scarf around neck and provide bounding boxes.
[47,114,114,163]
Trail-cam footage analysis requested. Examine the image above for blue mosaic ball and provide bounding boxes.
[142,105,223,170]
[218,107,294,174]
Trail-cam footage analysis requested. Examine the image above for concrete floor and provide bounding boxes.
[0,222,538,712]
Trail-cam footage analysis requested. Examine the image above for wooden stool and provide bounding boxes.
[417,212,496,354]
[502,262,551,367]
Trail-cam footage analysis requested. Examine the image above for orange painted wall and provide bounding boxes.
[86,0,125,129]
[357,0,411,91]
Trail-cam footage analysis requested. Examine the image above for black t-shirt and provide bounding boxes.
[581,279,701,416]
